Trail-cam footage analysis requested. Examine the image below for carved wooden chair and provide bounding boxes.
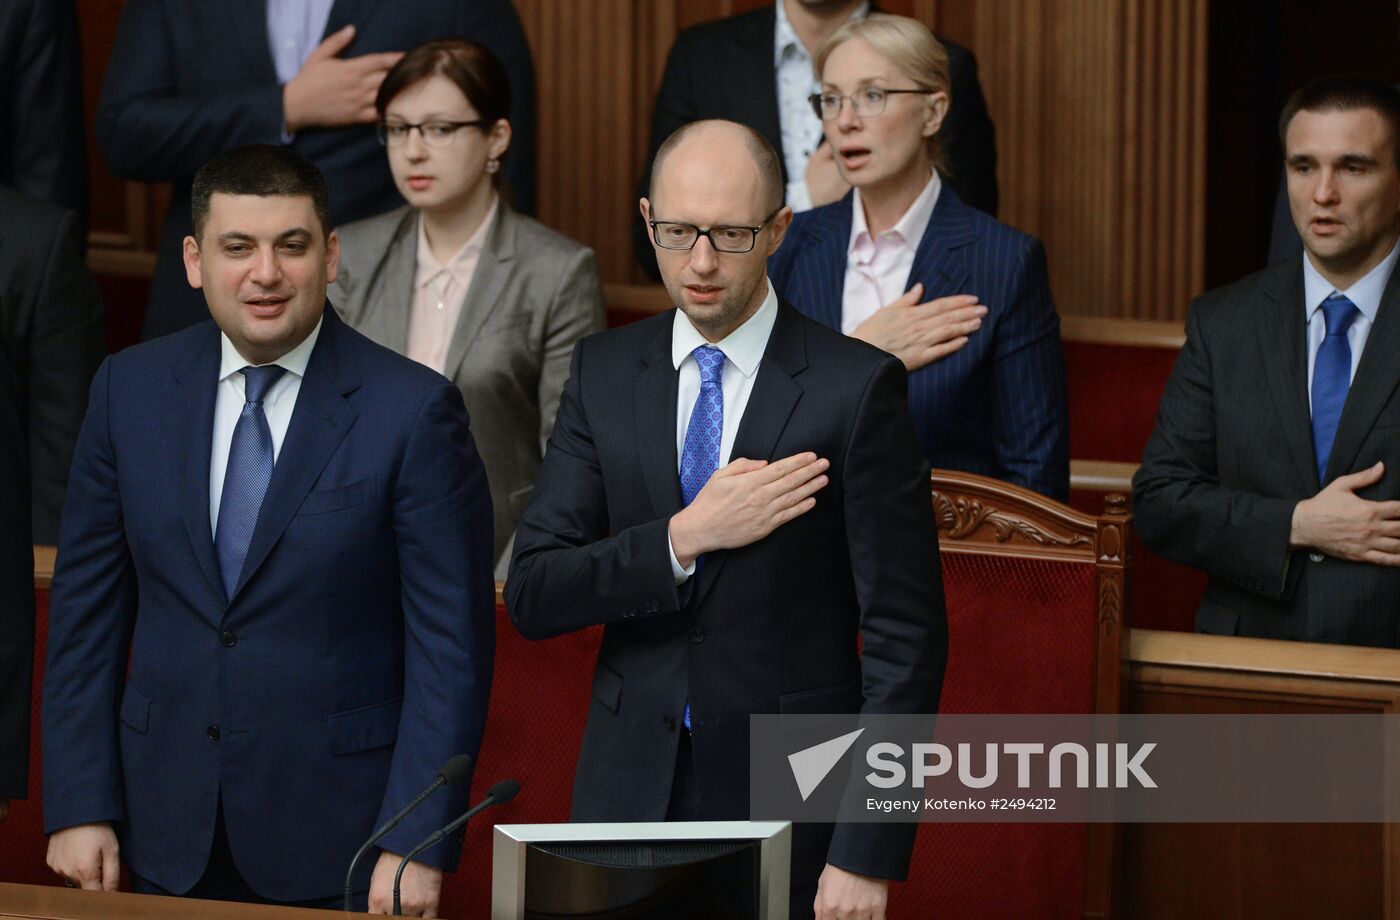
[888,470,1131,920]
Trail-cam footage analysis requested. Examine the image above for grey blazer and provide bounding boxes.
[331,204,604,570]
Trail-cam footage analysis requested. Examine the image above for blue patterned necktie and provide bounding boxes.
[215,365,287,599]
[680,346,726,505]
[679,345,725,731]
[1311,293,1360,481]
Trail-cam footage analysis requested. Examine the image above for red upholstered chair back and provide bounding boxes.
[0,580,50,887]
[438,591,599,919]
[888,471,1130,920]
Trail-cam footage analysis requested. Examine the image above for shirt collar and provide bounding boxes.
[671,279,778,378]
[219,314,323,383]
[848,169,942,256]
[415,195,498,289]
[1302,234,1400,326]
[774,0,871,68]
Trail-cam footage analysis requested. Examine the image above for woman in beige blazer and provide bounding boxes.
[333,38,603,575]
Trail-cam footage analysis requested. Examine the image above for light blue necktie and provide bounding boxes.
[1311,294,1360,482]
[679,345,725,731]
[215,365,287,599]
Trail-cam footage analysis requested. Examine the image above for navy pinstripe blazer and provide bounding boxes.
[769,187,1070,500]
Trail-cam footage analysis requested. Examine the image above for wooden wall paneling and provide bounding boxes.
[519,1,642,285]
[961,0,1206,323]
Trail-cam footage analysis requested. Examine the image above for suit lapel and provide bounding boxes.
[324,0,375,39]
[908,187,976,297]
[1257,261,1319,491]
[359,210,416,354]
[729,8,785,166]
[227,0,277,86]
[636,320,683,520]
[793,200,852,330]
[1326,266,1400,480]
[173,326,227,618]
[690,304,808,612]
[443,205,517,379]
[229,307,360,602]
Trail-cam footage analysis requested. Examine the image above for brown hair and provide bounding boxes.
[1279,75,1400,168]
[191,144,331,241]
[376,38,513,180]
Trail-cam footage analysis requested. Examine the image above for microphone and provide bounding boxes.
[392,779,521,915]
[342,754,474,911]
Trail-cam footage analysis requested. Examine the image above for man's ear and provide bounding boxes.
[766,206,794,256]
[182,235,204,290]
[640,198,656,247]
[324,229,341,285]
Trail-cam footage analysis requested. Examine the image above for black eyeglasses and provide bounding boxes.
[377,119,485,147]
[649,207,782,253]
[809,88,931,121]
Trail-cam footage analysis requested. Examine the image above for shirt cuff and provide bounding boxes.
[667,530,696,585]
[785,177,813,213]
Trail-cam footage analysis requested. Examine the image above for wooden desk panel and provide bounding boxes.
[1125,629,1400,920]
[0,883,352,918]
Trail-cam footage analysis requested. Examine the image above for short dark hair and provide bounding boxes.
[1279,75,1400,167]
[190,145,332,241]
[650,120,784,215]
[375,38,512,183]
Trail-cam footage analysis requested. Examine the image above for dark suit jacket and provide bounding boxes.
[0,350,34,802]
[97,0,537,341]
[634,4,998,277]
[42,307,496,899]
[1133,258,1400,645]
[506,303,948,886]
[0,187,105,544]
[0,0,88,224]
[769,187,1069,500]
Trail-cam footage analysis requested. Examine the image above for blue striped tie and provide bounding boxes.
[679,345,725,731]
[1311,294,1359,482]
[215,365,286,599]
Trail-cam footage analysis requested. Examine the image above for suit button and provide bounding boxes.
[689,626,706,644]
[662,714,676,731]
[206,724,220,741]
[646,601,660,613]
[1309,552,1324,563]
[220,631,237,647]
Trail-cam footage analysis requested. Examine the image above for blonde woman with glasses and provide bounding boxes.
[769,13,1068,501]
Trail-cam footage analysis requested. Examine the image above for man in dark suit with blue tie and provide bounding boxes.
[1135,76,1400,645]
[508,120,946,920]
[41,146,495,915]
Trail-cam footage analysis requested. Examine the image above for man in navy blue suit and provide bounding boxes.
[41,146,494,915]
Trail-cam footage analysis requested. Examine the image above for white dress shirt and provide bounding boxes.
[407,197,497,374]
[666,281,780,580]
[774,0,869,212]
[1302,236,1400,413]
[842,170,941,334]
[209,318,322,534]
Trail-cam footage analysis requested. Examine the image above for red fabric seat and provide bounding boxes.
[0,587,50,887]
[887,471,1130,920]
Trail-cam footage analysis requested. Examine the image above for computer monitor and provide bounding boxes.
[491,820,792,920]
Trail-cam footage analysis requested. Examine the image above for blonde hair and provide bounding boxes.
[814,13,952,172]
